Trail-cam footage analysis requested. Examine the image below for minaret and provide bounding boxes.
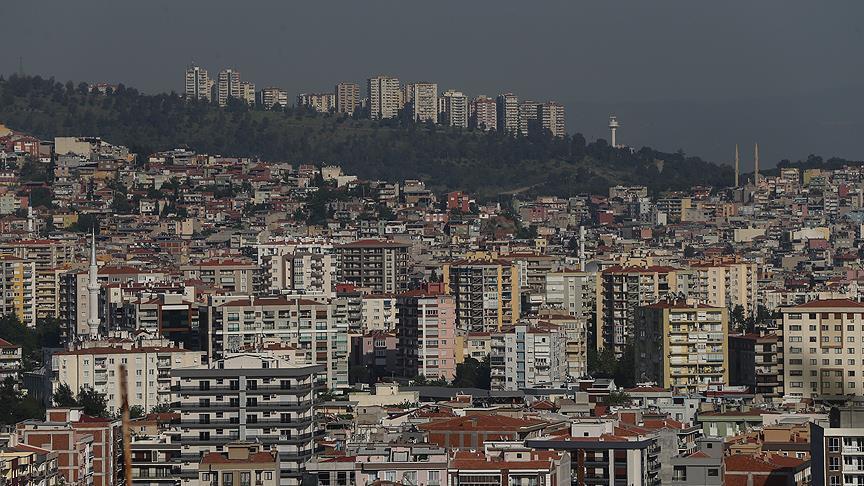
[754,143,760,185]
[86,229,100,338]
[734,144,740,187]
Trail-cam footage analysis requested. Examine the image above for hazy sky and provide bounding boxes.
[2,0,862,167]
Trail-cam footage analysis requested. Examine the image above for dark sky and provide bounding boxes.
[3,0,863,167]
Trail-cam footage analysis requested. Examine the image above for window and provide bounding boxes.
[240,472,250,486]
[708,469,719,477]
[223,473,234,486]
[265,472,272,480]
[829,438,841,453]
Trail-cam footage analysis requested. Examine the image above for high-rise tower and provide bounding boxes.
[609,115,620,148]
[734,144,740,187]
[86,230,100,339]
[754,143,760,185]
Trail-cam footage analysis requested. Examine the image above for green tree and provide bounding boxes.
[77,387,109,418]
[129,405,145,419]
[452,356,492,390]
[150,403,172,414]
[29,187,53,208]
[606,390,632,406]
[52,383,77,407]
[0,376,44,425]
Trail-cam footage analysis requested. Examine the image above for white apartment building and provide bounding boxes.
[217,69,242,107]
[170,354,322,486]
[544,270,596,322]
[367,76,401,120]
[411,82,438,123]
[53,343,202,415]
[297,92,335,113]
[361,294,398,332]
[440,90,469,128]
[206,296,349,390]
[491,323,567,391]
[540,101,566,137]
[184,66,211,102]
[782,299,864,399]
[496,93,519,135]
[239,80,256,105]
[259,87,289,109]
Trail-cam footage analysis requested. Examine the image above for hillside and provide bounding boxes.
[0,75,734,197]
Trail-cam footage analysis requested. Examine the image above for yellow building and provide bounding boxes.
[442,256,521,333]
[0,255,36,327]
[635,300,729,394]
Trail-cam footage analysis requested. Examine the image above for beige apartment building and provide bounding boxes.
[781,299,864,399]
[198,443,280,486]
[443,256,521,333]
[0,239,75,320]
[335,82,360,115]
[688,259,759,317]
[367,76,401,120]
[52,343,202,414]
[635,300,729,394]
[0,255,36,327]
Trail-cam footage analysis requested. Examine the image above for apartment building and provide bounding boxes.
[335,82,360,115]
[471,95,497,131]
[440,90,469,128]
[635,301,729,394]
[205,296,348,389]
[0,255,36,327]
[496,93,519,135]
[781,298,864,399]
[0,445,60,486]
[490,323,567,390]
[264,250,336,297]
[396,288,457,381]
[259,87,288,110]
[52,343,202,414]
[181,257,262,294]
[545,269,596,321]
[239,81,256,105]
[540,101,566,137]
[527,421,661,486]
[688,259,759,317]
[170,354,322,486]
[596,265,679,356]
[0,239,75,320]
[0,338,22,382]
[349,443,448,486]
[361,294,398,332]
[184,65,212,102]
[518,100,541,136]
[541,314,588,379]
[411,82,438,123]
[217,69,241,107]
[367,76,401,120]
[198,443,280,486]
[443,256,521,333]
[448,450,570,486]
[334,239,410,294]
[296,92,335,113]
[729,332,783,400]
[16,408,121,486]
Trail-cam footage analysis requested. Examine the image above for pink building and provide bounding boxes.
[397,286,457,381]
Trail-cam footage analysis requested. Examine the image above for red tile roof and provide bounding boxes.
[790,298,864,309]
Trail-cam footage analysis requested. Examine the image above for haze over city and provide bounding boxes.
[2,0,862,166]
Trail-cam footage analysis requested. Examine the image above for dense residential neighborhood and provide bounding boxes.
[0,103,861,485]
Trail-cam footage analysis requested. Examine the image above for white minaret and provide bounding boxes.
[754,143,760,185]
[609,115,620,148]
[734,144,740,187]
[86,229,100,338]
